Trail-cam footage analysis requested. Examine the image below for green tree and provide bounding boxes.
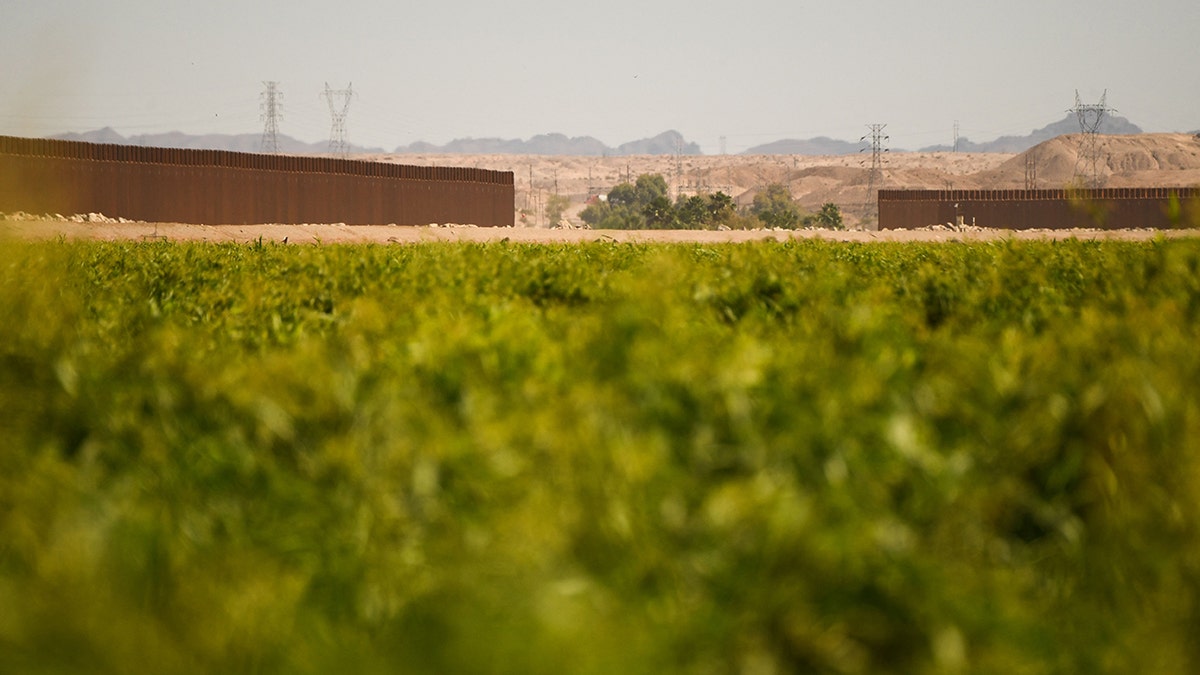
[579,200,609,227]
[643,195,676,229]
[675,192,737,230]
[706,192,736,227]
[581,174,676,230]
[675,195,708,229]
[634,174,670,206]
[607,182,639,208]
[545,193,572,228]
[751,183,801,229]
[813,202,844,230]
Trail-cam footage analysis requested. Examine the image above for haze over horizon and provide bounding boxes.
[3,1,1198,155]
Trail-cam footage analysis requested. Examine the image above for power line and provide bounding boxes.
[321,82,355,157]
[260,81,283,154]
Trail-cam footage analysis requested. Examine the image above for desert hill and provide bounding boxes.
[919,114,1144,153]
[974,133,1200,189]
[743,114,1147,155]
[740,137,862,156]
[361,133,1200,228]
[394,130,701,156]
[51,113,1173,158]
[52,127,386,155]
[53,128,703,157]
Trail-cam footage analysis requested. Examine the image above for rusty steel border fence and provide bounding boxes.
[0,135,514,226]
[879,187,1200,230]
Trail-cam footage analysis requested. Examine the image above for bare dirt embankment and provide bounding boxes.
[3,217,1196,245]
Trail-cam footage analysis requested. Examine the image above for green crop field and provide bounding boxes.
[2,238,1199,674]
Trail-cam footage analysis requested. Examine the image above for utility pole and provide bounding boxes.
[675,136,684,200]
[953,120,960,153]
[260,81,283,154]
[322,82,355,157]
[1069,90,1115,188]
[859,123,888,224]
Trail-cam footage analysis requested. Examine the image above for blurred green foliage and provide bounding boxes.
[2,238,1200,674]
[750,183,802,229]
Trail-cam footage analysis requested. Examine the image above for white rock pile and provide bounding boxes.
[1,211,137,223]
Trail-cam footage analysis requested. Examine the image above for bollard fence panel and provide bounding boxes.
[0,135,514,226]
[878,188,1200,230]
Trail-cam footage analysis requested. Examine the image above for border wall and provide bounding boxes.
[879,188,1200,230]
[0,135,514,227]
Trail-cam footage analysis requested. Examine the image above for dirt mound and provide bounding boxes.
[787,166,865,205]
[977,133,1200,189]
[886,167,978,190]
[1101,133,1200,188]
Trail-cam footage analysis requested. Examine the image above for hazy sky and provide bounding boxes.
[3,0,1198,153]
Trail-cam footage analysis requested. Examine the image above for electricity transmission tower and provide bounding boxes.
[1069,90,1115,188]
[953,120,960,153]
[1025,150,1039,190]
[322,82,355,157]
[260,81,283,154]
[859,123,888,224]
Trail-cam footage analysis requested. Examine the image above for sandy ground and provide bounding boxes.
[4,218,1197,245]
